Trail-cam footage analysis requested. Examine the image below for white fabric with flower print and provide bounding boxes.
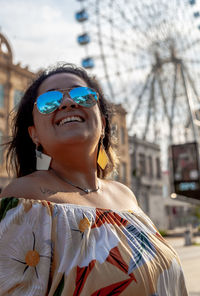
[0,197,188,296]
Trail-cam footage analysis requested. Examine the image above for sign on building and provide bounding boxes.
[170,142,200,200]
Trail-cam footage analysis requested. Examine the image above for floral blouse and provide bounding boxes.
[0,197,188,296]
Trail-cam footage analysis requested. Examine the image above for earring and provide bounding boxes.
[35,145,52,170]
[97,136,109,170]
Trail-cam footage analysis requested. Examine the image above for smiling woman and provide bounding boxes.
[5,63,115,179]
[0,63,188,295]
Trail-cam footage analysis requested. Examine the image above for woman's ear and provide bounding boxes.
[28,125,39,145]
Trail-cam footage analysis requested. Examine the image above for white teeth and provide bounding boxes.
[59,116,83,126]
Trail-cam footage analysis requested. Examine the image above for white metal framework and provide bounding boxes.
[76,0,200,144]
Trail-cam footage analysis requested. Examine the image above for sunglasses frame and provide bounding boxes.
[34,86,99,114]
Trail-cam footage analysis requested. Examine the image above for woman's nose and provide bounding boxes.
[58,95,78,110]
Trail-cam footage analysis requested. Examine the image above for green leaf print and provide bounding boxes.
[0,197,19,222]
[53,273,65,296]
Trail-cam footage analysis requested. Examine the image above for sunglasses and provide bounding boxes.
[35,86,98,114]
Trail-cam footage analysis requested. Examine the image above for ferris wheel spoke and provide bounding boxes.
[180,39,200,54]
[169,62,178,143]
[114,0,137,29]
[128,70,154,132]
[95,0,115,100]
[92,35,147,58]
[151,79,159,142]
[183,63,200,104]
[91,4,157,52]
[133,7,157,44]
[180,62,198,141]
[95,10,130,35]
[142,74,156,140]
[136,2,171,42]
[123,3,154,45]
[89,16,149,55]
[103,63,150,79]
[156,72,171,124]
[115,0,162,49]
[108,26,148,54]
[185,113,191,129]
[94,56,150,82]
[113,82,144,107]
[184,60,200,64]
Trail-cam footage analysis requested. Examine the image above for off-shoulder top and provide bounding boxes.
[0,197,188,296]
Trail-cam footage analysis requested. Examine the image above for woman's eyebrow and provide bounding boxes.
[47,88,58,91]
[46,85,84,92]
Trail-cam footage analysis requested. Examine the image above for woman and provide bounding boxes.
[0,63,188,295]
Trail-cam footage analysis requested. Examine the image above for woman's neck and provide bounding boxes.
[50,156,98,190]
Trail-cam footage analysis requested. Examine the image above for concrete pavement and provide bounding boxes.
[166,236,200,296]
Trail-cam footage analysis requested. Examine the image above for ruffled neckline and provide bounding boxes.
[0,196,139,214]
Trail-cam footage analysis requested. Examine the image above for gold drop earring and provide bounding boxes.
[97,135,109,170]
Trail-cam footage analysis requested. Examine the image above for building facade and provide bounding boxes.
[129,135,166,229]
[0,33,35,191]
[162,170,194,230]
[110,104,131,187]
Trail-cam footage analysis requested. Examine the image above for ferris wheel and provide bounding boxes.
[75,0,200,145]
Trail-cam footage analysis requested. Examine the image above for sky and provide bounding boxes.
[1,0,200,154]
[0,0,83,72]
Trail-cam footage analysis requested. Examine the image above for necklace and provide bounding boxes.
[51,169,99,194]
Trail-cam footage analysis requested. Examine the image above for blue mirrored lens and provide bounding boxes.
[37,91,63,114]
[69,87,98,107]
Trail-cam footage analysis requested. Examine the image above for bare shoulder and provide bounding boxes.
[101,179,138,206]
[0,171,45,199]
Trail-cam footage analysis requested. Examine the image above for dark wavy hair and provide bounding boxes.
[6,63,117,178]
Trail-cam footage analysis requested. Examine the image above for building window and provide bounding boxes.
[138,153,146,176]
[156,157,161,179]
[0,130,3,165]
[143,191,149,214]
[139,191,149,214]
[120,127,125,144]
[111,124,118,139]
[14,90,23,107]
[0,85,4,108]
[148,156,153,177]
[121,162,127,183]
